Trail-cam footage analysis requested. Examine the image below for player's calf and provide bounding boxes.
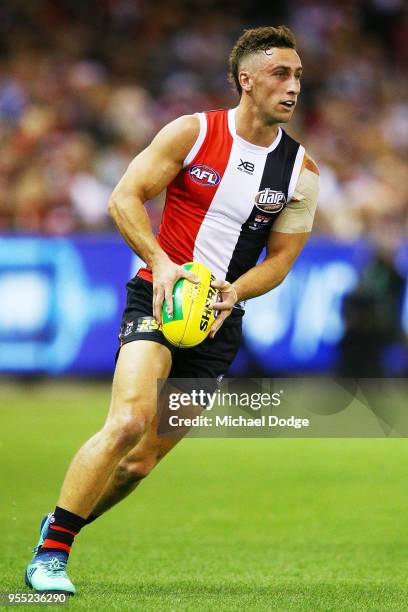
[89,410,186,518]
[115,454,158,486]
[90,451,159,517]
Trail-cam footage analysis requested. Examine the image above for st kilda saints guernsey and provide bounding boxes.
[138,107,318,284]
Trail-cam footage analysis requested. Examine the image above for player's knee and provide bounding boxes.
[107,391,156,450]
[105,413,149,454]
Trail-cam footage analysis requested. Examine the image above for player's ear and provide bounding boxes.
[239,70,252,93]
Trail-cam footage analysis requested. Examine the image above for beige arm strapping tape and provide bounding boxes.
[273,167,320,233]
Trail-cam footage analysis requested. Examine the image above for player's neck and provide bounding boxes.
[234,102,280,148]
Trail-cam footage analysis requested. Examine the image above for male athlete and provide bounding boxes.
[25,26,319,594]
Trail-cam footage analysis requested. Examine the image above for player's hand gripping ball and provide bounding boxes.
[161,262,218,348]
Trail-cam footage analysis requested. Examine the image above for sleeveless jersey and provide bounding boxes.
[138,108,305,283]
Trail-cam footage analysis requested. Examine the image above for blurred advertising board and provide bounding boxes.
[0,235,405,375]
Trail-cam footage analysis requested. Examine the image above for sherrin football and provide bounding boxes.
[161,262,218,348]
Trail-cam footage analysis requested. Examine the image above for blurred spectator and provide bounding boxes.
[338,235,406,376]
[0,0,406,242]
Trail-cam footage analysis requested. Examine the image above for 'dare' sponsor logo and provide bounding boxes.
[255,188,286,213]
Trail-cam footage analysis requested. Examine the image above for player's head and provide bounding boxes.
[228,26,302,124]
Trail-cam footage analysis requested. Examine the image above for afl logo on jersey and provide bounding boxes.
[189,164,220,186]
[255,188,286,213]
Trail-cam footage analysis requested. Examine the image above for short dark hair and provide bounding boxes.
[228,26,297,96]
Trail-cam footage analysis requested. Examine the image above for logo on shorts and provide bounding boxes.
[189,164,220,186]
[255,188,286,213]
[136,317,160,332]
[122,321,134,337]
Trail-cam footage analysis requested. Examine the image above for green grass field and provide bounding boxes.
[1,381,408,611]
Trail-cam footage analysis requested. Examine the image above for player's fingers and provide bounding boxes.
[211,278,229,291]
[209,310,230,338]
[154,285,165,324]
[164,284,174,319]
[211,301,231,311]
[182,269,201,284]
[210,287,237,311]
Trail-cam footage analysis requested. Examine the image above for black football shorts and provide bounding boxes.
[117,276,244,386]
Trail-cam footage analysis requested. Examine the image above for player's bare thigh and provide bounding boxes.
[105,340,173,433]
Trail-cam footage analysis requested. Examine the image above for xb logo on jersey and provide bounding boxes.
[238,159,255,174]
[189,164,220,186]
[255,188,286,213]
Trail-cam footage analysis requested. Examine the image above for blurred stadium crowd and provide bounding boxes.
[0,0,407,244]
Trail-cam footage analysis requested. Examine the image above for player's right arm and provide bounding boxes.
[108,115,201,322]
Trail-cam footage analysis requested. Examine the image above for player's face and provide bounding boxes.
[241,48,302,124]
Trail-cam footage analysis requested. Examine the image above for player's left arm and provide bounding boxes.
[210,154,320,337]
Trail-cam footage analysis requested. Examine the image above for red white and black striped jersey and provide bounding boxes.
[138,108,315,284]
